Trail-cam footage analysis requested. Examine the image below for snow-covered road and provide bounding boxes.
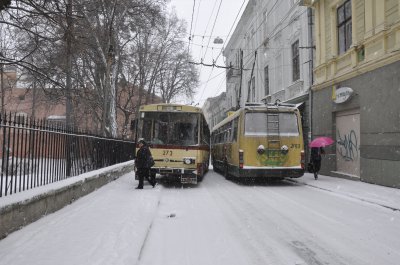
[0,169,400,265]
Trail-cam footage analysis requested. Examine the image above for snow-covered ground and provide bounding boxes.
[0,168,400,265]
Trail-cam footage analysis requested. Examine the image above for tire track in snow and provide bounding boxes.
[136,194,162,264]
[207,171,351,265]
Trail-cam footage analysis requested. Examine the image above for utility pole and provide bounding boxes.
[65,0,73,177]
[237,49,243,110]
[246,51,257,103]
[0,51,4,114]
[66,0,74,130]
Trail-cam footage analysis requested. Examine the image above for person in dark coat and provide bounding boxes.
[310,147,325,180]
[135,139,156,189]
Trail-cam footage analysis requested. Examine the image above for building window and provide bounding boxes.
[292,40,300,82]
[337,0,352,54]
[264,66,269,96]
[275,53,282,90]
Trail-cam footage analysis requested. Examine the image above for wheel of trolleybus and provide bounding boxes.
[197,175,203,182]
[224,162,230,180]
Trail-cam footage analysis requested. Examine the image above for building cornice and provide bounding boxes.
[312,51,400,91]
[299,0,319,7]
[224,0,256,54]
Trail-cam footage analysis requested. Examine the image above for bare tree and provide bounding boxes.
[72,0,165,137]
[152,13,198,103]
[0,0,198,138]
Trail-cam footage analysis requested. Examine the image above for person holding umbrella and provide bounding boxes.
[310,147,325,179]
[309,137,334,180]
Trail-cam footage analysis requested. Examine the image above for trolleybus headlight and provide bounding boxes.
[183,158,194,164]
[281,145,289,155]
[257,145,265,155]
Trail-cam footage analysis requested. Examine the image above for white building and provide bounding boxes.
[223,0,314,157]
[224,0,313,108]
[202,92,227,130]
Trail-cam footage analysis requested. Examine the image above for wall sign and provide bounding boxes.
[334,87,354,104]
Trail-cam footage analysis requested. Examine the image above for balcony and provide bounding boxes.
[286,80,306,100]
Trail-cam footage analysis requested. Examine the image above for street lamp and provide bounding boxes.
[213,37,223,44]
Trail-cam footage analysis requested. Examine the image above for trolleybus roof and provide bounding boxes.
[212,102,300,132]
[139,103,202,113]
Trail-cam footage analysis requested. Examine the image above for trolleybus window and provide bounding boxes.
[139,112,199,145]
[245,112,299,136]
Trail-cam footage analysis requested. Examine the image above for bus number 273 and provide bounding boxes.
[163,150,173,156]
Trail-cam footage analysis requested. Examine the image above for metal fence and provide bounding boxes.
[0,112,135,197]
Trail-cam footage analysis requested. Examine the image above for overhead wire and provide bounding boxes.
[254,8,308,55]
[192,0,202,44]
[187,0,196,54]
[214,0,246,62]
[201,0,223,60]
[195,1,308,106]
[212,73,228,97]
[197,0,218,61]
[197,0,224,105]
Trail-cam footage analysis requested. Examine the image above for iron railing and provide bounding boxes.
[0,112,135,197]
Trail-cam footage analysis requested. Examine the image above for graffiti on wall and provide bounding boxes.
[337,129,359,161]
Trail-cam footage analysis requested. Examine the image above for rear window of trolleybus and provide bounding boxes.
[244,112,300,136]
[139,112,199,145]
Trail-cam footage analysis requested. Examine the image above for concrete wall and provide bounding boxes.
[0,162,135,239]
[312,60,400,187]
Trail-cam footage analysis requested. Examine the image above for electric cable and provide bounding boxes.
[213,0,246,62]
[197,0,218,61]
[201,0,223,60]
[187,0,196,54]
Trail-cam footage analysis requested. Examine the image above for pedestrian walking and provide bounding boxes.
[310,147,325,180]
[135,139,156,189]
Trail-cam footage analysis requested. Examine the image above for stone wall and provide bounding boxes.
[0,161,135,239]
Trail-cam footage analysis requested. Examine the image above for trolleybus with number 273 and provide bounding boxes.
[135,104,210,184]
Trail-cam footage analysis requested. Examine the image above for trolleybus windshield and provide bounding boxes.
[245,112,299,136]
[139,112,199,146]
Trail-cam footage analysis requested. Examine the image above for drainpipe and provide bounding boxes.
[308,7,314,162]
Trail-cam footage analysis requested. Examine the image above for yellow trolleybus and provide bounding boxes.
[135,104,210,184]
[211,102,305,180]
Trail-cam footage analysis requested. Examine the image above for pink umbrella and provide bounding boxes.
[309,137,334,148]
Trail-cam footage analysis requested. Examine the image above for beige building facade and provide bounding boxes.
[302,0,400,187]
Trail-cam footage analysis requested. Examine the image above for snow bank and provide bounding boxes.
[0,160,135,239]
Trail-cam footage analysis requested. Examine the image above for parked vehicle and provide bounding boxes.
[135,104,210,184]
[211,102,305,180]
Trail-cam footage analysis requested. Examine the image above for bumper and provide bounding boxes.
[237,167,304,178]
[151,167,196,175]
[151,167,198,184]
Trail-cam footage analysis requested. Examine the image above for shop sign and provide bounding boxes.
[334,87,353,104]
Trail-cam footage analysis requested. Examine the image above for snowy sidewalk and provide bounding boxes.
[290,173,400,211]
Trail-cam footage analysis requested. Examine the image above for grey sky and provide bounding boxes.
[168,0,248,107]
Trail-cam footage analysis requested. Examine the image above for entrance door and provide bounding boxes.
[335,109,360,177]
